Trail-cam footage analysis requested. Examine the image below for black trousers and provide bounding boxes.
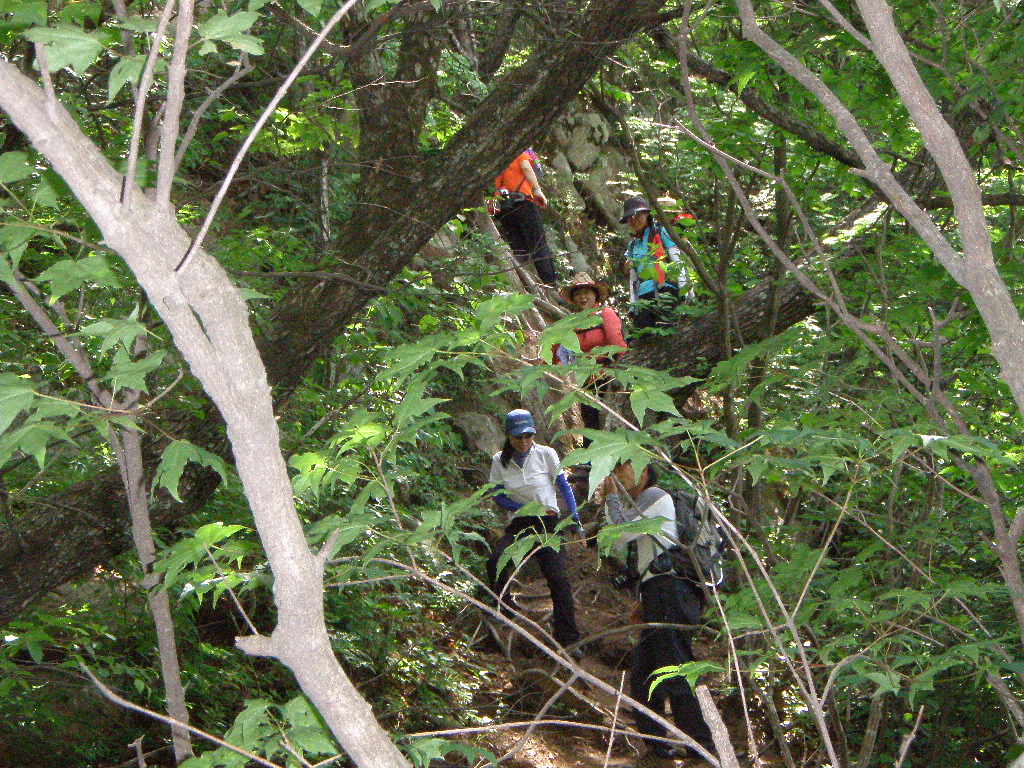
[632,286,680,330]
[631,574,714,751]
[494,199,558,286]
[579,373,619,444]
[486,515,580,645]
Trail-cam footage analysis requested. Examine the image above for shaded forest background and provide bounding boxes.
[2,0,1024,766]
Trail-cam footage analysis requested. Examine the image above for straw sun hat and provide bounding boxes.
[559,273,610,304]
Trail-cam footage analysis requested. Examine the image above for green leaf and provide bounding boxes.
[863,670,901,695]
[475,292,535,332]
[395,383,448,429]
[596,516,667,556]
[564,429,651,498]
[495,523,556,576]
[36,254,122,301]
[104,348,166,392]
[32,170,68,208]
[197,11,258,41]
[629,387,679,426]
[194,522,246,547]
[153,439,230,502]
[77,309,147,353]
[288,726,336,755]
[29,397,81,421]
[0,374,35,435]
[219,33,263,55]
[296,0,322,16]
[734,68,757,95]
[23,24,105,75]
[539,309,604,355]
[649,661,725,695]
[117,15,158,33]
[24,635,44,663]
[4,1,47,28]
[405,738,496,768]
[107,55,146,102]
[339,418,388,450]
[58,2,101,25]
[0,224,34,255]
[0,151,33,183]
[5,421,74,468]
[237,286,269,301]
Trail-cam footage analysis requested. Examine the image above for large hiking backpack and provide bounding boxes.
[658,487,727,587]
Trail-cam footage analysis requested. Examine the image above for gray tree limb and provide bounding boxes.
[0,61,410,768]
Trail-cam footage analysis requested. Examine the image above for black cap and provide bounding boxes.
[619,196,651,223]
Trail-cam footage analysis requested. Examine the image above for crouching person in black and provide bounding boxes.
[602,461,715,762]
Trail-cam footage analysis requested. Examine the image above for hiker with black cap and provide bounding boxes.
[551,273,628,435]
[602,460,716,762]
[491,149,559,287]
[620,196,687,329]
[486,409,582,650]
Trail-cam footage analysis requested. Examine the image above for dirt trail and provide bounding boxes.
[467,527,777,768]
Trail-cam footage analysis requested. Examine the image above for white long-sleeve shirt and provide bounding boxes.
[605,487,676,582]
[489,444,563,518]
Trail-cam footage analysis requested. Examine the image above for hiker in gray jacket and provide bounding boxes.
[603,461,715,761]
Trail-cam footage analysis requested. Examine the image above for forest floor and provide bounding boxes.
[465,522,784,768]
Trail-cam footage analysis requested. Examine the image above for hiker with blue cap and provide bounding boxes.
[486,409,582,649]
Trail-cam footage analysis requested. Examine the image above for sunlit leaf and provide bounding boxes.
[24,24,105,75]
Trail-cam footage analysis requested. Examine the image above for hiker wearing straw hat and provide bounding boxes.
[552,273,628,435]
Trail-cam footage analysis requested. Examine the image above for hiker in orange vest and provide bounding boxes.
[551,273,627,435]
[620,196,687,329]
[492,149,559,287]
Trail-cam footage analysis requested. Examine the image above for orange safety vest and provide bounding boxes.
[494,151,535,197]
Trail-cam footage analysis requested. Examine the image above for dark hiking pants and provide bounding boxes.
[494,199,558,286]
[630,574,714,752]
[579,373,622,445]
[631,285,681,330]
[487,514,580,646]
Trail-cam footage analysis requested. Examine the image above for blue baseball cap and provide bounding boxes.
[505,409,537,436]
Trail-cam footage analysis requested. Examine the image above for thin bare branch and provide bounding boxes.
[81,664,284,768]
[894,706,925,768]
[175,0,363,271]
[124,0,177,206]
[174,54,254,168]
[156,0,193,203]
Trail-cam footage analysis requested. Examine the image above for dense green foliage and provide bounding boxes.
[3,0,1024,766]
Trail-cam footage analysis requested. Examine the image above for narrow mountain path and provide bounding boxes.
[465,522,781,768]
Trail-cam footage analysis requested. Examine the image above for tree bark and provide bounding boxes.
[630,275,817,378]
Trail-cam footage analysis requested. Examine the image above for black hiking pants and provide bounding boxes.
[494,199,558,286]
[487,514,580,646]
[631,574,714,753]
[631,285,680,330]
[579,372,621,437]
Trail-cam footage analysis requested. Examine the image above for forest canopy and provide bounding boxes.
[2,0,1024,766]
